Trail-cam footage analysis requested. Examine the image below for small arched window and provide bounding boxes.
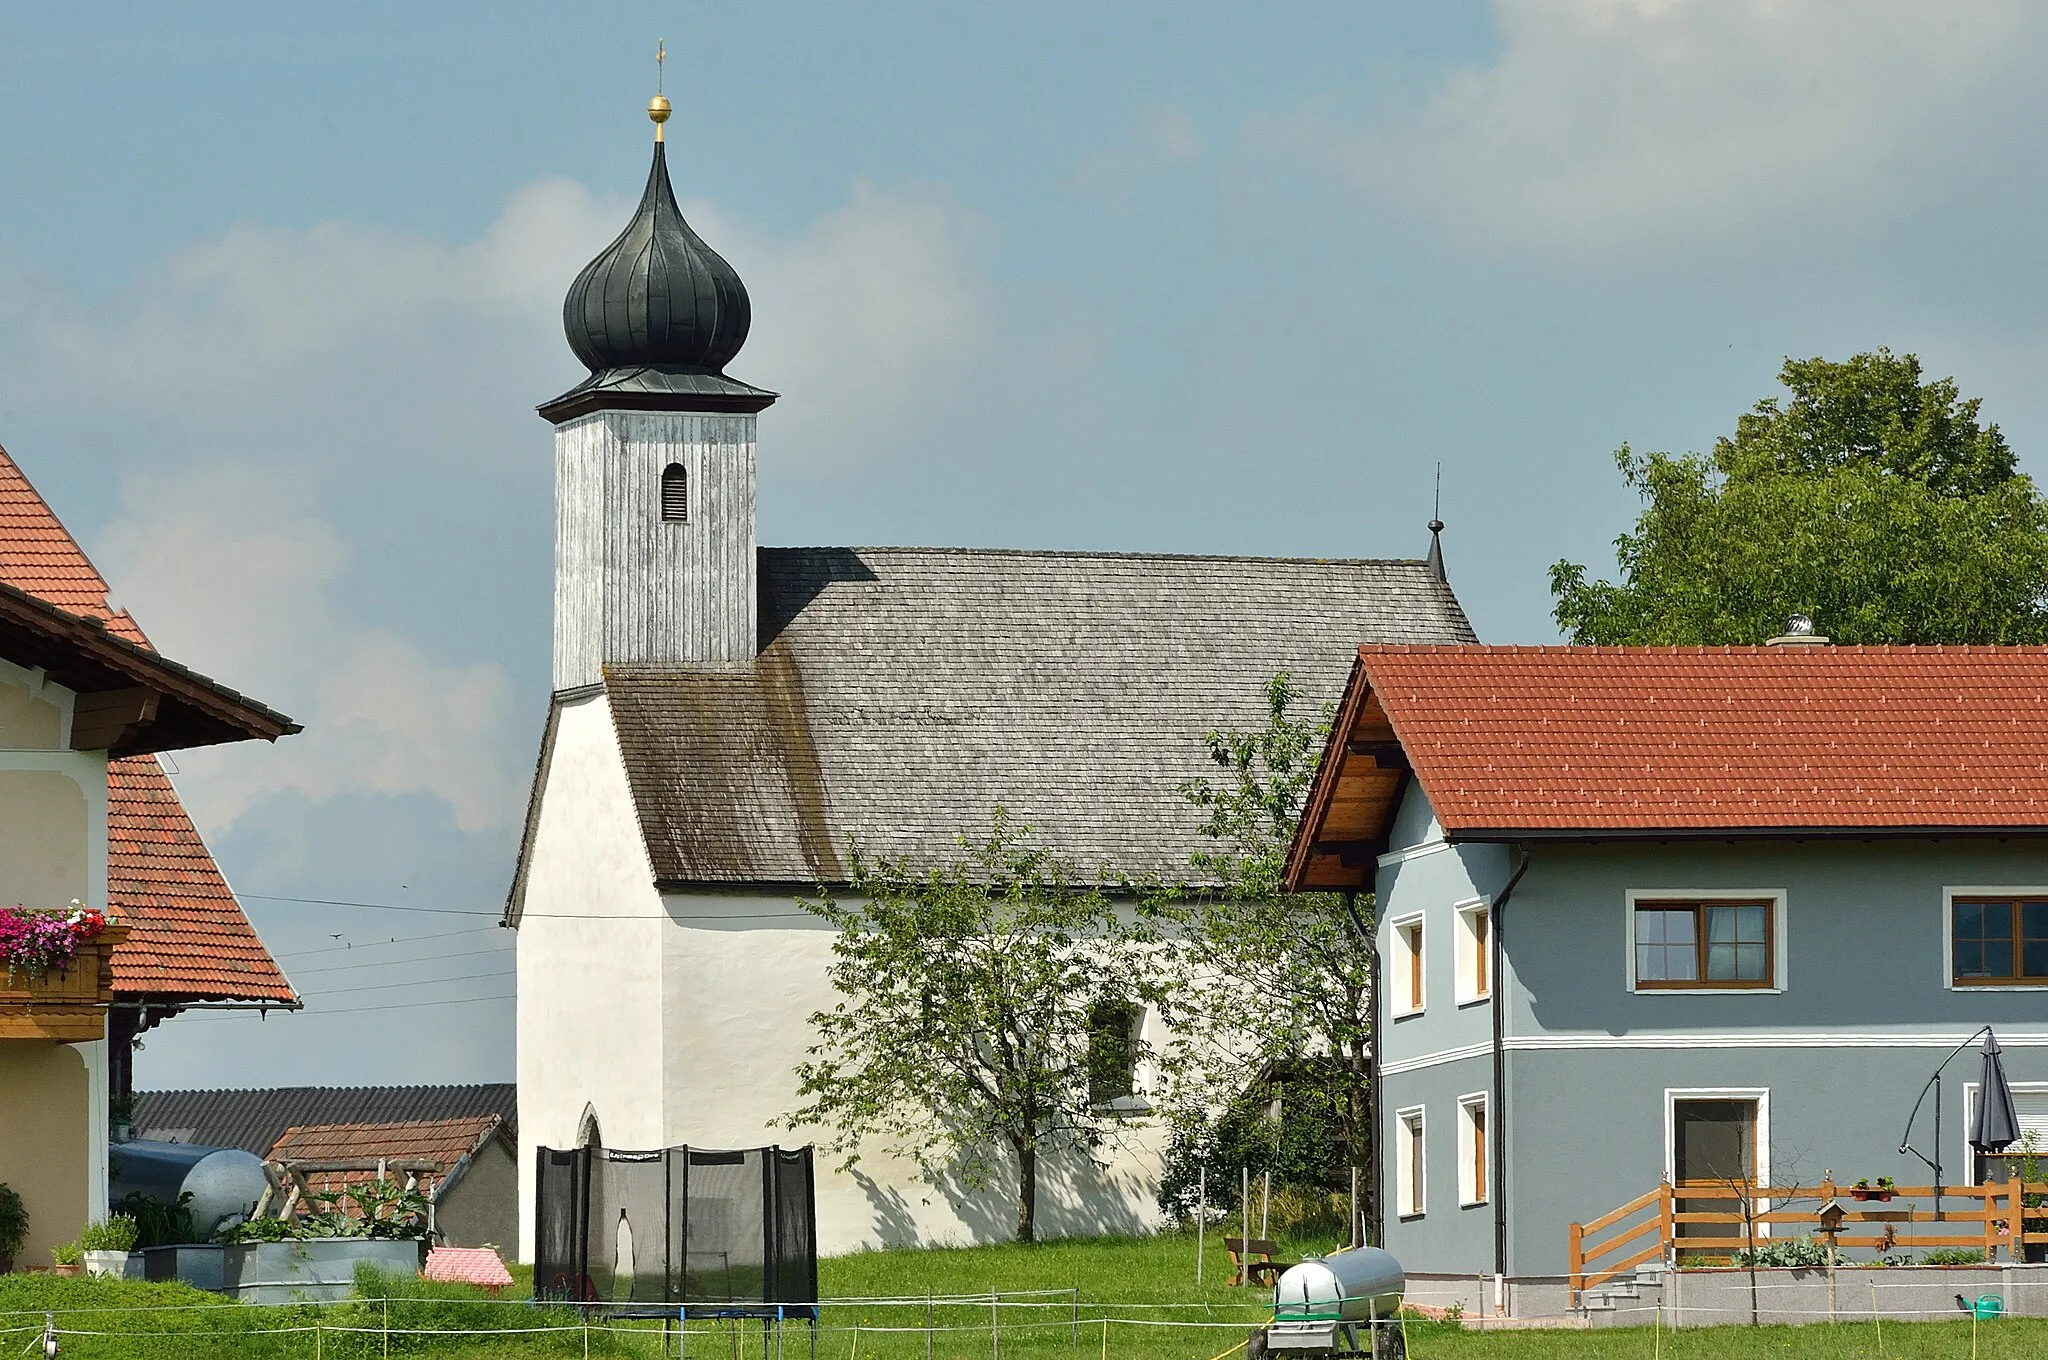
[578,1104,603,1149]
[660,463,688,523]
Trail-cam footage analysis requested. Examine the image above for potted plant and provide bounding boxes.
[50,1241,83,1277]
[110,1091,136,1144]
[1851,1177,1897,1202]
[0,1183,25,1274]
[80,1215,141,1278]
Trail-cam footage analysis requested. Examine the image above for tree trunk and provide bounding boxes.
[1016,1141,1037,1242]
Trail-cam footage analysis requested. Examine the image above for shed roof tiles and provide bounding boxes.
[566,547,1476,894]
[1356,644,2048,836]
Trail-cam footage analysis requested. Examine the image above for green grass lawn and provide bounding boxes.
[4,1232,2047,1359]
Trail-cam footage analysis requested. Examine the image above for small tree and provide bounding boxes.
[1149,674,1376,1231]
[785,809,1167,1242]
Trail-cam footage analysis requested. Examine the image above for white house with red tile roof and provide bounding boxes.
[1288,642,2048,1315]
[0,441,296,1267]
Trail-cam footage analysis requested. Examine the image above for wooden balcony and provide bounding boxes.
[0,925,129,1041]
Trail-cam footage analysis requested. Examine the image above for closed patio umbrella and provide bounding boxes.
[1972,1030,2021,1154]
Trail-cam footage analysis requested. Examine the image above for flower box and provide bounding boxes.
[0,924,128,1041]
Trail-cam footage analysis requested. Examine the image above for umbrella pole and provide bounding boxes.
[1934,1074,1943,1224]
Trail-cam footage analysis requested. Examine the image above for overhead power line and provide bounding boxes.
[240,891,817,922]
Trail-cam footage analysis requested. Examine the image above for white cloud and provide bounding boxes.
[1069,107,1206,207]
[0,169,1002,835]
[693,182,996,456]
[1271,0,2033,257]
[95,464,521,833]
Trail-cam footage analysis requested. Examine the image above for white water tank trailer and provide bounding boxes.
[1252,1247,1407,1360]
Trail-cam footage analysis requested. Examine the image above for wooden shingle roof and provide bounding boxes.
[513,546,1475,903]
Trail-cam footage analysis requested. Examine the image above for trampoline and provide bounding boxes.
[535,1143,818,1323]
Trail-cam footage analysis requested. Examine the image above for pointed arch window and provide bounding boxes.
[661,463,688,523]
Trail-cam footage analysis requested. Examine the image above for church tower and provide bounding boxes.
[539,88,776,689]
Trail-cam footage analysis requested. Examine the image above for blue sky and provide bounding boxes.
[5,0,2048,1087]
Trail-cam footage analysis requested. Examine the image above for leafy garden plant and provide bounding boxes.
[78,1215,139,1252]
[0,1183,27,1268]
[217,1180,432,1242]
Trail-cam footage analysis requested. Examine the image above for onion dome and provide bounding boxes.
[539,100,776,423]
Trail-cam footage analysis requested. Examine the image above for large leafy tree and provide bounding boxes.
[785,810,1168,1242]
[1550,350,2048,644]
[1148,674,1374,1227]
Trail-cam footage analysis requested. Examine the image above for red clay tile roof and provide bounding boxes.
[268,1116,507,1200]
[269,1115,505,1165]
[0,442,293,1004]
[1357,644,2048,836]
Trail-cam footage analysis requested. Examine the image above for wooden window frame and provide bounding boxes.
[1395,1105,1426,1219]
[1455,900,1491,1005]
[1390,914,1425,1016]
[1458,1093,1488,1207]
[1949,896,2048,988]
[1632,897,1777,991]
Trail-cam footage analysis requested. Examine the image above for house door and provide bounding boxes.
[1673,1098,1759,1255]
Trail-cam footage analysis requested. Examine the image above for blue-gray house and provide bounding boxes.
[1286,640,2048,1313]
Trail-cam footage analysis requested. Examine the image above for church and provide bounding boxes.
[507,93,1478,1259]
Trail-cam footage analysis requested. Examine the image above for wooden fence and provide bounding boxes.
[1568,1179,2048,1303]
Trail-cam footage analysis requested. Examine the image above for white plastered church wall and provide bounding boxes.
[514,690,668,1262]
[658,889,1172,1254]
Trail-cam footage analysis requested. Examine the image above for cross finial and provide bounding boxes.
[649,38,673,141]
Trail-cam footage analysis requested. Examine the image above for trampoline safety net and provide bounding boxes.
[536,1143,818,1316]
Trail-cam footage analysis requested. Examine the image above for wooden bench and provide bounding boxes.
[1224,1236,1291,1287]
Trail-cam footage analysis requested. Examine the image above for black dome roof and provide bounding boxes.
[540,140,776,423]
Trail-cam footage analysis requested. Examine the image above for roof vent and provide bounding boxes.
[1765,614,1830,646]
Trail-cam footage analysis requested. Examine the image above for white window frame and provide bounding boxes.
[1390,912,1426,1017]
[1963,1081,2048,1184]
[1395,1105,1427,1219]
[1942,887,2048,992]
[1665,1087,1772,1237]
[1454,898,1491,1006]
[1457,1092,1489,1207]
[1626,889,1788,995]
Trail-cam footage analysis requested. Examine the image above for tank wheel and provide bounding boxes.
[1371,1320,1406,1360]
[1245,1327,1269,1360]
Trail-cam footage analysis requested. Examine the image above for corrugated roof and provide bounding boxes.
[0,442,292,1004]
[580,546,1476,891]
[1358,644,2048,835]
[133,1084,518,1155]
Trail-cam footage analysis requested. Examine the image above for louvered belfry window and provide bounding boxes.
[661,463,688,522]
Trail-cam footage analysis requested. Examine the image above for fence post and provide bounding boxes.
[927,1293,934,1360]
[991,1288,1000,1360]
[1567,1221,1584,1306]
[1659,1179,1675,1266]
[1984,1180,1998,1264]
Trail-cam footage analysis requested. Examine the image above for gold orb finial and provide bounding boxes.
[650,39,670,142]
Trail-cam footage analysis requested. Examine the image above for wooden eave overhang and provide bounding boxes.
[0,579,298,755]
[1285,652,1413,892]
